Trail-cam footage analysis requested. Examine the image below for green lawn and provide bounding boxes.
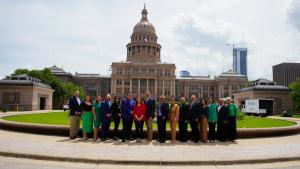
[1,112,296,128]
[237,116,295,128]
[293,114,300,119]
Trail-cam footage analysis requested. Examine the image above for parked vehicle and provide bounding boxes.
[242,99,274,116]
[63,104,69,111]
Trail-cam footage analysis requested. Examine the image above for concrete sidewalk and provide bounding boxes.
[1,129,300,165]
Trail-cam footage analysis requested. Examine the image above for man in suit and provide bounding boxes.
[144,91,156,141]
[217,98,229,142]
[189,94,200,143]
[178,96,189,142]
[100,94,112,141]
[156,95,169,143]
[68,91,82,139]
[121,93,135,142]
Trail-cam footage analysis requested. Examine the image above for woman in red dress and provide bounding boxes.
[133,96,146,142]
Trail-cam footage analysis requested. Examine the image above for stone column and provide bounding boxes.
[162,80,165,96]
[154,79,157,99]
[146,78,149,91]
[121,79,124,97]
[229,83,232,98]
[138,78,141,95]
[130,78,132,93]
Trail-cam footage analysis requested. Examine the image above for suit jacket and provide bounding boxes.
[218,104,229,122]
[68,96,82,116]
[188,101,200,121]
[156,102,169,120]
[145,98,156,119]
[121,98,135,120]
[179,103,189,123]
[100,100,112,119]
[111,101,121,119]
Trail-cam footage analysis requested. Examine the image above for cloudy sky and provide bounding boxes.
[0,0,300,80]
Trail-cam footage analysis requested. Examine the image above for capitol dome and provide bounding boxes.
[132,6,156,35]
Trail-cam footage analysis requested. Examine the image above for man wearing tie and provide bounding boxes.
[121,93,135,142]
[178,96,189,142]
[144,91,156,142]
[217,98,229,142]
[189,94,200,143]
[100,94,112,141]
[156,95,169,143]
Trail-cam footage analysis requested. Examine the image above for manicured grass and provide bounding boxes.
[293,114,300,119]
[237,116,295,128]
[1,112,296,128]
[2,112,70,126]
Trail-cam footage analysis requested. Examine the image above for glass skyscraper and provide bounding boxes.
[233,48,247,77]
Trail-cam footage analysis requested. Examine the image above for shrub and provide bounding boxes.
[237,111,245,120]
[281,110,293,117]
[2,108,7,113]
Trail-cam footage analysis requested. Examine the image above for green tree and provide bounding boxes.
[63,82,84,100]
[289,79,300,111]
[13,68,85,105]
[13,68,65,100]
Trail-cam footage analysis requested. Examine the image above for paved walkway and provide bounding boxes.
[1,111,300,164]
[1,128,300,164]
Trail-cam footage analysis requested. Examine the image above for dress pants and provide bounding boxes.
[100,116,110,139]
[178,121,188,142]
[157,116,167,142]
[228,116,237,141]
[69,115,81,138]
[217,121,228,141]
[122,118,132,140]
[135,120,144,139]
[146,117,153,141]
[190,119,199,142]
[208,122,217,141]
[113,116,121,138]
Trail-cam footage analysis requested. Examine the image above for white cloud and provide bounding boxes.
[0,0,300,81]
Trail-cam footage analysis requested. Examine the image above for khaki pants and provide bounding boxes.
[146,117,153,141]
[69,116,81,138]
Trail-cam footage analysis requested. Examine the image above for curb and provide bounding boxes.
[1,118,300,139]
[1,151,300,165]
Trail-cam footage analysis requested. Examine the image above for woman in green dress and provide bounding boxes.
[207,97,218,142]
[92,96,101,141]
[80,95,94,140]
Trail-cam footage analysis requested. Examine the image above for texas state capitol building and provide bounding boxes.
[51,6,247,100]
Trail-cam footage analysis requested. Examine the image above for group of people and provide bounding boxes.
[68,90,238,144]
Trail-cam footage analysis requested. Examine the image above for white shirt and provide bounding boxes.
[76,97,81,105]
[218,104,224,112]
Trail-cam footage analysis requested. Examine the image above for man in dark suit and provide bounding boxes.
[121,93,135,142]
[68,91,82,139]
[144,91,156,141]
[178,96,189,142]
[156,95,169,143]
[100,94,112,141]
[217,98,229,142]
[188,94,200,143]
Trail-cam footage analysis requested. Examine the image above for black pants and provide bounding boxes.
[122,118,132,140]
[208,122,216,141]
[135,120,144,139]
[228,116,237,141]
[217,121,228,141]
[178,121,188,142]
[100,116,110,139]
[157,116,167,142]
[113,116,121,138]
[190,119,199,142]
